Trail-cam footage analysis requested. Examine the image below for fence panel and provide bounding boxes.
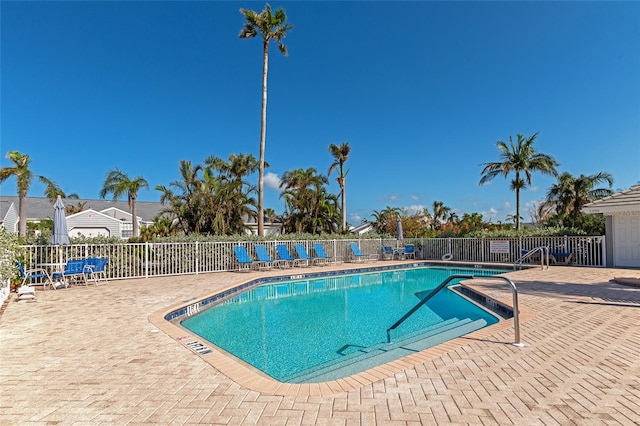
[417,236,605,267]
[18,235,605,283]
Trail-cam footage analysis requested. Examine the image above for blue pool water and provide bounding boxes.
[181,266,502,382]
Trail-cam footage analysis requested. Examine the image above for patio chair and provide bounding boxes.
[15,260,56,290]
[313,243,342,264]
[550,252,574,265]
[233,246,254,272]
[348,242,378,262]
[52,259,88,286]
[83,257,109,285]
[294,244,318,266]
[402,244,416,259]
[520,249,541,263]
[254,245,287,269]
[276,244,307,267]
[381,246,395,260]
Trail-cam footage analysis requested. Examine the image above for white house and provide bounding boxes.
[0,196,164,239]
[0,200,19,232]
[583,184,640,268]
[350,222,373,235]
[0,196,288,238]
[66,208,135,238]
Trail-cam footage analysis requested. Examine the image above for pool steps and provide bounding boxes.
[284,317,488,383]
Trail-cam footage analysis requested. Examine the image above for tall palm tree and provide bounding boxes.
[99,169,149,238]
[479,133,558,230]
[546,171,613,223]
[0,150,62,236]
[431,201,451,231]
[328,142,351,232]
[239,4,293,236]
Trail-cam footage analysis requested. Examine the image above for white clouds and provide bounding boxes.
[481,207,499,222]
[403,204,427,215]
[411,194,419,201]
[264,172,282,191]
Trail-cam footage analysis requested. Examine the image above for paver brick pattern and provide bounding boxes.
[1,264,639,425]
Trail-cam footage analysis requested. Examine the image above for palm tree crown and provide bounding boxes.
[239,4,292,237]
[479,133,558,230]
[328,142,351,232]
[0,150,63,236]
[546,171,613,222]
[99,169,149,238]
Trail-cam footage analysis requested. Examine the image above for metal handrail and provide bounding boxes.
[514,246,549,270]
[386,274,523,347]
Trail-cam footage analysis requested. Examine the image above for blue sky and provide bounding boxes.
[1,1,639,226]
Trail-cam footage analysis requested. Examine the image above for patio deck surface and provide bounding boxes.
[1,263,639,425]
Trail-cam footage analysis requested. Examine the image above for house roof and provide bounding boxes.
[582,185,640,215]
[350,222,373,234]
[0,196,164,221]
[66,208,125,222]
[0,200,16,219]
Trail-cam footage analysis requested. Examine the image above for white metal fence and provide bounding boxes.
[18,235,605,282]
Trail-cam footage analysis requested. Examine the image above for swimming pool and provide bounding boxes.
[180,265,506,383]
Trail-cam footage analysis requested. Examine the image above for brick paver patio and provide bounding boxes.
[1,263,639,425]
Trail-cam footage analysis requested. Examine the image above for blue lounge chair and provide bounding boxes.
[294,244,317,265]
[255,245,287,269]
[348,242,378,262]
[381,246,395,260]
[83,257,109,285]
[233,246,254,271]
[402,244,416,259]
[276,244,307,267]
[52,259,88,286]
[313,243,342,264]
[15,260,55,290]
[550,252,574,265]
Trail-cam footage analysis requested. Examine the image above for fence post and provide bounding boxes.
[195,241,199,275]
[145,242,149,279]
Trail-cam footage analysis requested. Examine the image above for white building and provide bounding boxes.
[583,185,640,268]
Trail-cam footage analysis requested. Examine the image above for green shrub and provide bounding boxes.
[465,226,588,238]
[0,228,24,283]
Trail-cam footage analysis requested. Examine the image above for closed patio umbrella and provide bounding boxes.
[51,196,70,245]
[396,217,403,241]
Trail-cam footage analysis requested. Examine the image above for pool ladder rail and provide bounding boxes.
[386,274,523,347]
[514,246,550,270]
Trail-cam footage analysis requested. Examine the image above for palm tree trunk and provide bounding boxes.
[18,192,27,237]
[131,198,138,238]
[515,188,521,230]
[258,40,269,237]
[341,180,346,232]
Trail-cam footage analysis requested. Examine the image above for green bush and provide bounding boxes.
[0,228,24,283]
[465,226,588,238]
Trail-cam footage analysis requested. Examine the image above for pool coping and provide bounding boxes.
[148,262,535,396]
